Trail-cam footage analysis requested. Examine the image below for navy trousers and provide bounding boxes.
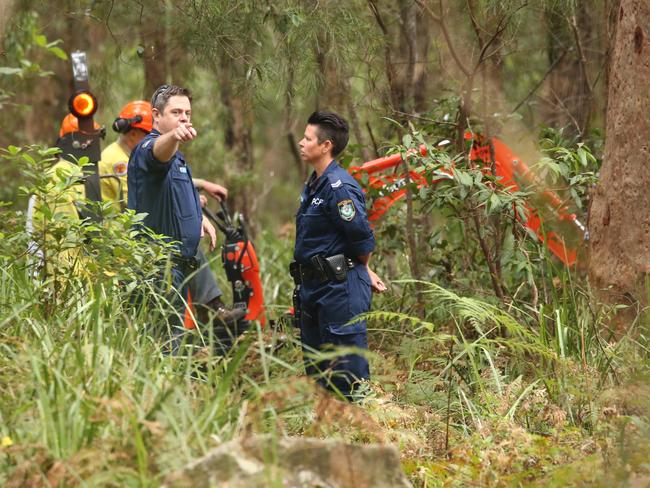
[298,266,371,399]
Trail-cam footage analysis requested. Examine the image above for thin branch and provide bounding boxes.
[367,0,400,109]
[415,0,471,77]
[473,4,524,71]
[471,206,505,302]
[366,121,379,158]
[466,0,485,50]
[570,14,593,98]
[550,88,582,135]
[392,109,458,126]
[510,49,568,114]
[367,0,388,36]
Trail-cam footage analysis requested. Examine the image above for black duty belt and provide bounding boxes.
[172,255,199,273]
[289,254,356,285]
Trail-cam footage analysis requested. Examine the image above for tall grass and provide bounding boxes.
[2,152,650,486]
[0,241,305,485]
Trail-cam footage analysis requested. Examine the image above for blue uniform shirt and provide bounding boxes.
[127,129,202,258]
[294,160,375,264]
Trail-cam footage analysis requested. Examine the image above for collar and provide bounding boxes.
[308,160,338,194]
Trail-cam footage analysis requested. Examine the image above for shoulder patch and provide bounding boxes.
[337,199,356,221]
[112,161,128,176]
[142,140,152,148]
[330,179,342,188]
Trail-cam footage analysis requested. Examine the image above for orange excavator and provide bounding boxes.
[349,133,587,267]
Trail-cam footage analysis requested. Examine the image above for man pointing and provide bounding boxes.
[127,84,218,350]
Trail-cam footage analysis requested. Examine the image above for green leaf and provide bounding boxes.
[402,134,412,148]
[48,47,68,60]
[578,148,588,167]
[489,193,500,212]
[456,171,473,187]
[0,67,22,76]
[515,204,528,222]
[289,12,303,26]
[34,34,47,47]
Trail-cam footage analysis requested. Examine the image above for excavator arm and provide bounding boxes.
[349,134,587,267]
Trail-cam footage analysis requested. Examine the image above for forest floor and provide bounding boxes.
[1,229,650,487]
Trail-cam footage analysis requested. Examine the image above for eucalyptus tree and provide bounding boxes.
[171,0,381,216]
[589,0,650,315]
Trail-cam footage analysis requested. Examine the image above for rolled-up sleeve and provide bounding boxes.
[327,184,375,257]
[135,136,172,174]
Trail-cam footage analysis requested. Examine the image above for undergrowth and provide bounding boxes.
[1,135,649,487]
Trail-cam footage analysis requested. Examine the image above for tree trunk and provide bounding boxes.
[218,55,255,223]
[140,0,178,96]
[413,8,432,113]
[314,33,346,113]
[314,34,372,161]
[0,0,15,43]
[543,3,594,138]
[589,0,650,309]
[23,2,93,145]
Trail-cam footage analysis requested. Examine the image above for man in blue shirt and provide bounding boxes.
[292,110,387,400]
[128,84,240,352]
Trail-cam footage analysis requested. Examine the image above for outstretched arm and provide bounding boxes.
[153,123,197,163]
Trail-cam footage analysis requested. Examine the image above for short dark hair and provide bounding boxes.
[307,110,349,157]
[151,84,192,112]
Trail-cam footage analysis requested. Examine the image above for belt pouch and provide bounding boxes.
[323,254,348,282]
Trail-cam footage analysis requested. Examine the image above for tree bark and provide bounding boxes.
[0,0,15,44]
[589,0,650,309]
[140,2,168,96]
[139,0,188,96]
[218,55,255,222]
[23,2,93,145]
[543,3,594,138]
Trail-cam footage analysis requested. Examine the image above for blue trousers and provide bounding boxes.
[188,247,222,305]
[163,264,192,355]
[298,266,371,399]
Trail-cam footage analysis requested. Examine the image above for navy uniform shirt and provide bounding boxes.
[127,129,202,258]
[294,160,375,265]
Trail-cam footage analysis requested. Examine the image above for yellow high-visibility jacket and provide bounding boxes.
[98,140,130,209]
[28,158,87,272]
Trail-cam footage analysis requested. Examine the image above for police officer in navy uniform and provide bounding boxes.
[128,84,221,351]
[291,111,387,400]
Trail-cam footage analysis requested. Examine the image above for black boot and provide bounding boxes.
[197,298,248,354]
[199,297,246,324]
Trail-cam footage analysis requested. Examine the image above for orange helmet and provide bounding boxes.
[59,113,100,137]
[114,100,153,133]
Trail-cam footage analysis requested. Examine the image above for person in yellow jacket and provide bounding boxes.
[26,114,102,274]
[98,101,151,209]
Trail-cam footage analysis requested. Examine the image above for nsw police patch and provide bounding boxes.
[337,199,356,221]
